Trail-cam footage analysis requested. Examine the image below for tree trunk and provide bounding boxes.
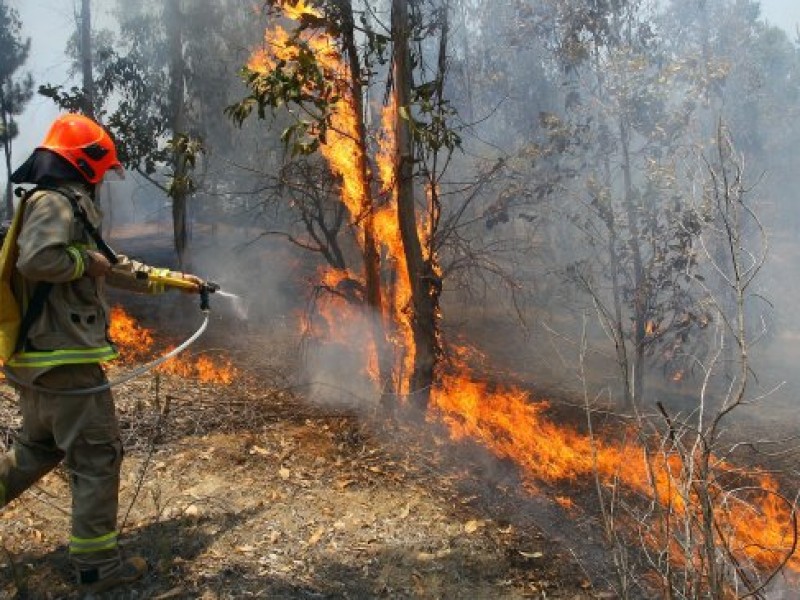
[392,0,438,412]
[3,138,11,218]
[603,157,634,409]
[1,85,12,217]
[456,0,473,123]
[167,0,188,267]
[619,118,646,409]
[81,0,94,118]
[337,0,393,403]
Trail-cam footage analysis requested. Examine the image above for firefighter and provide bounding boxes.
[0,113,202,593]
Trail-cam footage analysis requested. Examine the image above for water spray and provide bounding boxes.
[216,290,249,320]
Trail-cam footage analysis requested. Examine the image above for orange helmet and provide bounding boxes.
[39,113,123,184]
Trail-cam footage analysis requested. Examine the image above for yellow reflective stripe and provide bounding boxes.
[7,345,119,368]
[70,531,117,544]
[66,245,85,279]
[69,531,118,554]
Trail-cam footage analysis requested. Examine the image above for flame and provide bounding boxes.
[251,4,417,392]
[109,306,238,385]
[249,2,367,231]
[109,306,154,362]
[305,267,380,381]
[645,320,657,335]
[157,347,237,385]
[249,3,798,583]
[282,0,322,21]
[555,495,575,510]
[375,98,416,393]
[430,366,798,572]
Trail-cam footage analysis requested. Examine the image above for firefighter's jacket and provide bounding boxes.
[6,181,169,377]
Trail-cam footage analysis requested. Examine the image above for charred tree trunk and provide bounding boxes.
[167,0,189,267]
[338,0,393,403]
[392,0,439,412]
[80,0,94,118]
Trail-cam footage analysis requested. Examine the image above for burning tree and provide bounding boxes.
[226,3,799,594]
[228,0,457,411]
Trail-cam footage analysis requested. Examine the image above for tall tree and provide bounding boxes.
[391,0,448,410]
[0,1,33,216]
[166,0,190,266]
[566,0,711,409]
[229,0,459,409]
[470,0,715,409]
[39,0,260,263]
[80,0,94,117]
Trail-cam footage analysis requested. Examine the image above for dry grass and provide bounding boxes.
[0,359,603,599]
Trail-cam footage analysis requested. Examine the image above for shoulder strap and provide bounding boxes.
[37,185,119,265]
[12,187,51,353]
[15,282,52,352]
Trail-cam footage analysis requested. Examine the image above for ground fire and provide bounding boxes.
[109,306,237,385]
[431,367,797,573]
[4,1,800,597]
[247,0,799,588]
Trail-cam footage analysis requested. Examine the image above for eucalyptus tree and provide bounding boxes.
[470,0,716,409]
[41,0,257,266]
[229,0,464,409]
[664,0,800,236]
[564,0,716,409]
[79,0,94,117]
[0,1,33,216]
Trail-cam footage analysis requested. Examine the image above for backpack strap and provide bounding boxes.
[37,185,119,265]
[15,282,53,352]
[12,187,52,353]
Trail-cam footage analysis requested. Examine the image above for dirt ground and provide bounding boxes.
[0,323,614,600]
[3,222,798,599]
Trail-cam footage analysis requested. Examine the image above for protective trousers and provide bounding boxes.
[0,364,123,577]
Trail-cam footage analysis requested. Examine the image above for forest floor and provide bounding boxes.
[2,223,798,598]
[0,320,613,600]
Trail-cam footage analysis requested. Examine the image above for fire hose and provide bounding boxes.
[2,274,221,395]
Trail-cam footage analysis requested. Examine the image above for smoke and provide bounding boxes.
[215,290,249,320]
[299,308,384,412]
[23,1,800,595]
[765,575,800,600]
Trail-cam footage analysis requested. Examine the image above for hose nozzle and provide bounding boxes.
[136,270,220,311]
[199,280,220,311]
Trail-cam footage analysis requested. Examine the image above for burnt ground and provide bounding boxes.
[0,343,617,600]
[2,223,798,598]
[0,217,622,600]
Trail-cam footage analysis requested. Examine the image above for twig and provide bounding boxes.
[120,375,171,533]
[655,401,676,442]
